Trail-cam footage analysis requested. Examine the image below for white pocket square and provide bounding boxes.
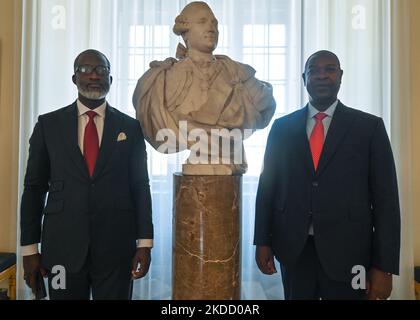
[117,132,127,142]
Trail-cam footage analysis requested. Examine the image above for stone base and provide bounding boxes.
[182,164,247,176]
[172,173,242,300]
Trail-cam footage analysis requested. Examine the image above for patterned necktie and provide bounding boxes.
[84,111,99,177]
[309,112,328,171]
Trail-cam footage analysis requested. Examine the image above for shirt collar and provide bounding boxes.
[308,100,339,119]
[77,99,107,118]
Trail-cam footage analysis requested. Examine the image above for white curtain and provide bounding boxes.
[301,0,414,300]
[302,0,390,120]
[389,0,414,300]
[18,0,413,300]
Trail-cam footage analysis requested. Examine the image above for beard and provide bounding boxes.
[78,87,109,100]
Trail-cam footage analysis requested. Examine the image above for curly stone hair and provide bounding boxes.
[173,1,213,36]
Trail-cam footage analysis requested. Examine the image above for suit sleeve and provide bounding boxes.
[369,118,401,275]
[20,117,50,246]
[130,121,153,240]
[254,121,280,246]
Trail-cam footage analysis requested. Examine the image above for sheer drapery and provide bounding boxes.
[302,0,390,121]
[389,0,414,300]
[302,0,413,299]
[17,0,412,299]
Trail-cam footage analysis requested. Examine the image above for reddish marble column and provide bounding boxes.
[172,174,242,300]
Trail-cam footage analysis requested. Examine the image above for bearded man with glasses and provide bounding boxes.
[20,49,154,300]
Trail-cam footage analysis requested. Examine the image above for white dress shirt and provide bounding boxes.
[22,100,152,256]
[306,100,338,235]
[306,101,338,140]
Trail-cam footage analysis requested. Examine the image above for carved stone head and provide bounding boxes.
[173,2,219,54]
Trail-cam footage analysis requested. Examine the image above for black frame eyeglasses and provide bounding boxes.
[75,65,110,76]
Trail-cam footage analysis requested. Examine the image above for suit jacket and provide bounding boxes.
[20,102,153,273]
[254,102,400,281]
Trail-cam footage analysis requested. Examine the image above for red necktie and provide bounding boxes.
[309,112,327,171]
[84,111,99,177]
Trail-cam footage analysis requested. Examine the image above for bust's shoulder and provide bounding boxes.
[142,58,192,81]
[148,57,178,70]
[215,55,256,80]
[148,57,193,71]
[137,57,184,87]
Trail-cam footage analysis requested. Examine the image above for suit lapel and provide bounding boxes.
[61,102,90,178]
[293,105,315,176]
[316,102,355,176]
[92,104,121,180]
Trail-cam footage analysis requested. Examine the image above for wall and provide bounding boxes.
[411,0,420,267]
[0,0,21,253]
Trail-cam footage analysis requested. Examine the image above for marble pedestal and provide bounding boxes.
[172,173,242,300]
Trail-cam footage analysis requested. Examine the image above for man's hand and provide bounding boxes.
[255,245,277,275]
[22,253,47,295]
[131,247,151,279]
[366,267,393,300]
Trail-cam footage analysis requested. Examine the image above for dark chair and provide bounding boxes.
[415,266,420,300]
[0,253,16,300]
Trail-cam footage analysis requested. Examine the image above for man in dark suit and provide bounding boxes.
[20,49,153,300]
[254,50,400,300]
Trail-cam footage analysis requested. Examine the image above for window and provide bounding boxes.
[112,0,300,299]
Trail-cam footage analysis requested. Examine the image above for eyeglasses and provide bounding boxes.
[75,65,110,76]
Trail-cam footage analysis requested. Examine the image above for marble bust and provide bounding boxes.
[133,1,276,175]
